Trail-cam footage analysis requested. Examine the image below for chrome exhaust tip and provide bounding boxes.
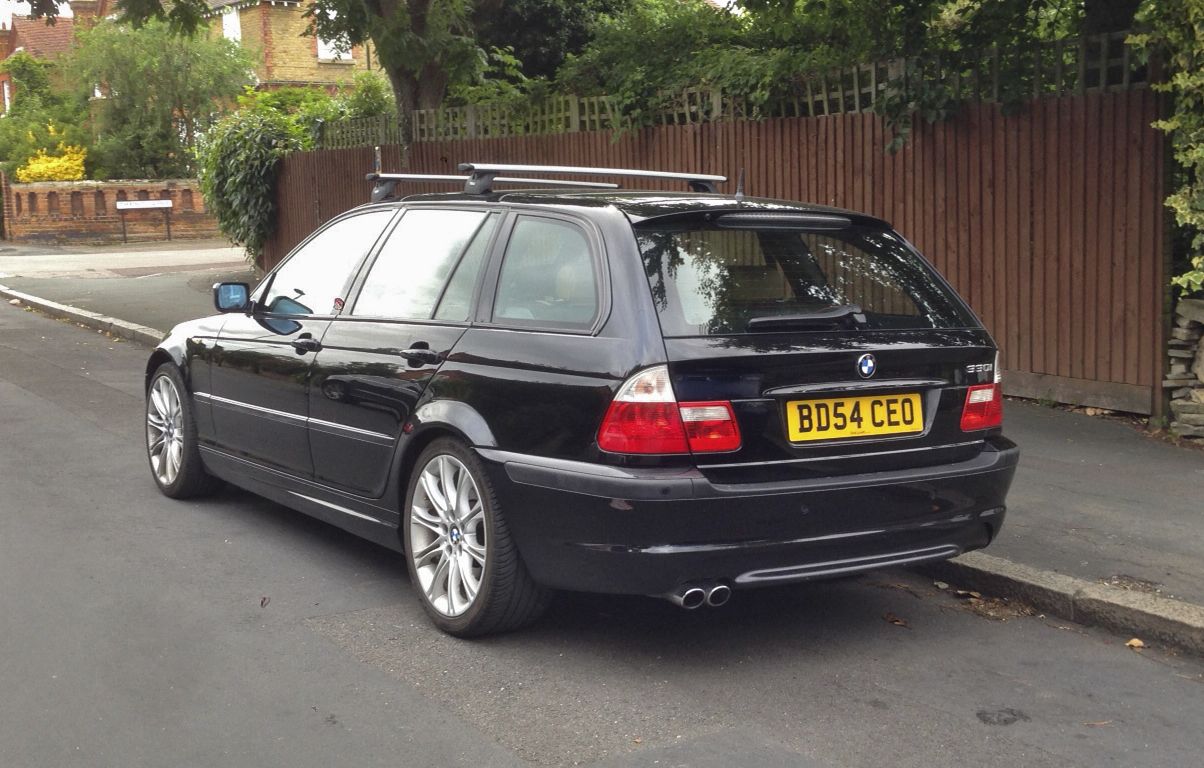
[706,583,731,607]
[666,585,707,610]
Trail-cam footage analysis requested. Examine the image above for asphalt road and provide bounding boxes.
[2,303,1203,768]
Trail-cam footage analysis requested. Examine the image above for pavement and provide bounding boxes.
[3,238,1204,657]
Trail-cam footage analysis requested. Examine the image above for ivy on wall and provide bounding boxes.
[1131,1,1204,295]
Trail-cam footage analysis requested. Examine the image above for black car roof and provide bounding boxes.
[391,190,892,229]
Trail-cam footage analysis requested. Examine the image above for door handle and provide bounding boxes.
[291,337,322,355]
[399,347,441,366]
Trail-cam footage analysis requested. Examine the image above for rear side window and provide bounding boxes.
[492,217,598,330]
[636,224,976,336]
[353,209,488,319]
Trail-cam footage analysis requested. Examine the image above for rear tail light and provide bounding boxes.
[679,401,741,452]
[960,383,1003,431]
[597,366,741,454]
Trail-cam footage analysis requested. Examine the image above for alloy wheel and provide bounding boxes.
[146,374,184,487]
[409,454,487,617]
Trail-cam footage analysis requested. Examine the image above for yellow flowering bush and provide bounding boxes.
[15,143,87,183]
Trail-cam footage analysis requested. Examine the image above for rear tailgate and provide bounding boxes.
[634,211,1000,481]
[664,330,997,482]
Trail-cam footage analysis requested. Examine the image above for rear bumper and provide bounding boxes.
[478,438,1019,596]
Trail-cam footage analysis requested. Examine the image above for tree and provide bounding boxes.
[65,20,254,179]
[0,52,89,177]
[473,0,631,80]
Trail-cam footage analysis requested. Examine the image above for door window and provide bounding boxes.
[492,217,598,330]
[353,209,490,320]
[263,210,394,317]
[433,213,499,322]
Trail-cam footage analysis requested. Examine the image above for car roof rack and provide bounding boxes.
[458,163,726,195]
[365,172,620,202]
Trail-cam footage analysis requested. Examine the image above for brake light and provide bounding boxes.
[597,366,741,454]
[960,383,1003,431]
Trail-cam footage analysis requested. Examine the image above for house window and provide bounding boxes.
[3,80,10,113]
[316,10,352,62]
[222,7,241,43]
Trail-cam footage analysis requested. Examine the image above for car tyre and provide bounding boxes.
[404,438,550,636]
[146,363,218,499]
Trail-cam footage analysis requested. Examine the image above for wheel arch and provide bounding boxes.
[145,348,181,392]
[394,401,498,548]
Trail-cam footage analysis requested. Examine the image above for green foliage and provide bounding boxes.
[472,0,631,80]
[1131,0,1204,295]
[66,19,254,179]
[196,110,302,261]
[340,71,396,118]
[236,86,341,148]
[0,53,89,177]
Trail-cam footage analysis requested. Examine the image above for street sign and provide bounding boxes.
[116,199,173,210]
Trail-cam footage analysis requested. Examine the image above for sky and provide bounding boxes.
[2,2,74,28]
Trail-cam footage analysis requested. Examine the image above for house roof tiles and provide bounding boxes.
[10,16,76,58]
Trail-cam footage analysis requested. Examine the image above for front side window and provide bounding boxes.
[492,217,598,330]
[637,223,976,336]
[353,209,489,320]
[263,210,394,317]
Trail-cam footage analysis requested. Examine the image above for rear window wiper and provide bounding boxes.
[746,304,867,331]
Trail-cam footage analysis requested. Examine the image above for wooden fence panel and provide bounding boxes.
[264,90,1166,413]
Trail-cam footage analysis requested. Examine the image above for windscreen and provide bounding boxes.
[636,223,978,336]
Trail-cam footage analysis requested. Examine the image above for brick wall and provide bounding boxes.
[210,1,370,89]
[1,179,221,244]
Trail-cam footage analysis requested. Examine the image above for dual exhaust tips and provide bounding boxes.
[665,581,731,610]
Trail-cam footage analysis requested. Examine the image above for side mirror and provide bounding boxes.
[213,282,250,313]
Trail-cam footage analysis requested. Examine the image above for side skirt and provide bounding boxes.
[199,446,405,554]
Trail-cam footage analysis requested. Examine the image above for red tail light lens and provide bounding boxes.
[679,401,741,452]
[597,367,742,454]
[960,383,1003,431]
[597,401,689,454]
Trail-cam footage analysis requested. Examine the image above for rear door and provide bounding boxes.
[634,215,997,479]
[207,209,396,476]
[307,208,501,497]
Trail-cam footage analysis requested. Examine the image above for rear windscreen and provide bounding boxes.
[636,224,978,336]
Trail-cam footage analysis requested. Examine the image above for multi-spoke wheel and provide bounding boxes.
[403,438,550,636]
[145,363,217,498]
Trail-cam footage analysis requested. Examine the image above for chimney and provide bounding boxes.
[70,0,101,25]
[0,22,11,58]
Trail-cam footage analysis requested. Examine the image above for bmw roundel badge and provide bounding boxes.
[856,353,877,379]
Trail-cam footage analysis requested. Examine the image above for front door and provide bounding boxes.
[207,209,397,477]
[308,208,500,497]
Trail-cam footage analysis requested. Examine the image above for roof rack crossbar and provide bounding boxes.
[457,163,726,195]
[365,172,619,201]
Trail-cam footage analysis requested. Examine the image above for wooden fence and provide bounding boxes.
[320,31,1145,148]
[266,88,1168,415]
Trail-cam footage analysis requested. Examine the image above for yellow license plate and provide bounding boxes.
[786,393,923,442]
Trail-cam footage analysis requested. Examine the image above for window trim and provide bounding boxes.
[251,207,399,320]
[476,211,610,336]
[341,205,503,326]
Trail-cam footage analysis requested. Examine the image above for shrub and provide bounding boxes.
[15,143,87,182]
[196,110,302,263]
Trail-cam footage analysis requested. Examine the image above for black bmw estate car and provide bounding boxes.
[145,163,1018,636]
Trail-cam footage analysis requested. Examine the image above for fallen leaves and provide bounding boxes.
[883,612,911,629]
[1126,638,1145,650]
[260,596,271,608]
